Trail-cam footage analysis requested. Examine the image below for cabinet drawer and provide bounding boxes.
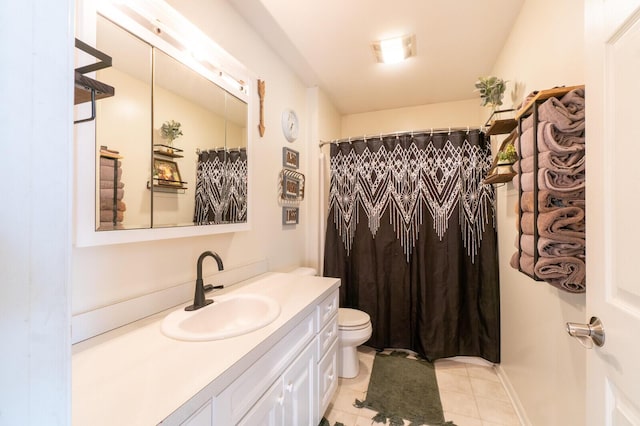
[317,314,338,360]
[316,290,338,332]
[317,339,338,418]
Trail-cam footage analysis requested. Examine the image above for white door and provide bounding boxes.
[585,0,640,424]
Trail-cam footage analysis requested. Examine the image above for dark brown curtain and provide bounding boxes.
[323,130,500,363]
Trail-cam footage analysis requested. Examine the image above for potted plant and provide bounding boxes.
[474,76,507,110]
[160,120,183,149]
[495,143,517,175]
[497,143,517,165]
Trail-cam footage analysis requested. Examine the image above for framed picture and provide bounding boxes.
[282,174,301,199]
[282,147,299,169]
[282,207,299,225]
[153,158,183,186]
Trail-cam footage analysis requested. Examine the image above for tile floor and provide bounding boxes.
[323,347,522,426]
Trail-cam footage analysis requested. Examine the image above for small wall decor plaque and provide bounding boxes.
[282,207,299,225]
[283,147,299,169]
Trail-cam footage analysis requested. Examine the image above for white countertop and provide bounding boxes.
[72,272,340,425]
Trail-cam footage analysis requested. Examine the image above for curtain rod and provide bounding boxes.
[318,126,485,148]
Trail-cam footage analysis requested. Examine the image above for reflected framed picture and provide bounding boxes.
[282,207,299,225]
[153,158,183,186]
[282,147,299,169]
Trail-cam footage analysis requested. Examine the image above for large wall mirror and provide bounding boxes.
[79,2,251,245]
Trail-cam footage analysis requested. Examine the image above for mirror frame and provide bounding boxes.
[75,0,254,246]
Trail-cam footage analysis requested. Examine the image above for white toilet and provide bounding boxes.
[290,267,373,379]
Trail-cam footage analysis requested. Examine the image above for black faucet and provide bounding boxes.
[185,251,224,311]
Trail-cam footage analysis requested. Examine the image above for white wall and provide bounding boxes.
[0,1,73,424]
[72,0,338,314]
[490,0,586,425]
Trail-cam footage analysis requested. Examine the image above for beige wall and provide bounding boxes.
[341,98,484,137]
[491,0,586,425]
[72,0,337,313]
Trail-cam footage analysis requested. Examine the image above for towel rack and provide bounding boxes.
[74,38,115,124]
[514,85,586,283]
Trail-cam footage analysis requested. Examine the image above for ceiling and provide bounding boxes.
[229,0,525,115]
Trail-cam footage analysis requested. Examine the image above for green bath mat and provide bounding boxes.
[354,350,455,426]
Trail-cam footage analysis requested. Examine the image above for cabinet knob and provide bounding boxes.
[277,394,284,405]
[286,382,293,392]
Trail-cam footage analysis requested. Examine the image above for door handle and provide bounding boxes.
[566,316,605,347]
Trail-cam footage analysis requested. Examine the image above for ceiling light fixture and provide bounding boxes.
[372,34,416,64]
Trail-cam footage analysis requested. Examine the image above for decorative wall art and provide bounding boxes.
[279,169,305,201]
[282,147,299,169]
[282,207,299,225]
[153,158,183,187]
[258,79,265,137]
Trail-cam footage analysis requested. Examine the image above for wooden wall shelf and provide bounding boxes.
[515,85,585,120]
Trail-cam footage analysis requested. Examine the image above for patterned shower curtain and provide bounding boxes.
[194,148,247,224]
[323,130,501,363]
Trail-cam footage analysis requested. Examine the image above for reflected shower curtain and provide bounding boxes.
[323,131,500,362]
[194,148,247,224]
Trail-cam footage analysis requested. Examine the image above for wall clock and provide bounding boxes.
[281,109,299,142]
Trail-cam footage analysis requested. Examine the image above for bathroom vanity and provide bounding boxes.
[72,273,340,425]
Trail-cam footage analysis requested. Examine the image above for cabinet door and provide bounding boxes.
[237,380,284,426]
[283,342,317,426]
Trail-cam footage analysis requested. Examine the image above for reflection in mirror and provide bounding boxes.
[152,49,228,227]
[93,16,248,232]
[95,15,152,230]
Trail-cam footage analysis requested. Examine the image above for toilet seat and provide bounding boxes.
[338,308,371,330]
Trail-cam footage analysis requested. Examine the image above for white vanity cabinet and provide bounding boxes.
[73,273,340,426]
[205,289,339,426]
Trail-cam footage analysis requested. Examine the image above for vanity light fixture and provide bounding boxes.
[104,0,248,96]
[372,34,416,64]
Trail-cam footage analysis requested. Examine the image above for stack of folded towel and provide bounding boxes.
[510,88,586,293]
[99,148,126,230]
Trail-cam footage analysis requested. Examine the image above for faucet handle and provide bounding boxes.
[204,284,224,293]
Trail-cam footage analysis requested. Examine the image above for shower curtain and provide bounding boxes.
[194,148,247,224]
[323,130,500,363]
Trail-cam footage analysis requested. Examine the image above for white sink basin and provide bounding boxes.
[161,293,281,341]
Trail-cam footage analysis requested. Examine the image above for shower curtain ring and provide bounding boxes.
[448,127,451,135]
[466,126,470,134]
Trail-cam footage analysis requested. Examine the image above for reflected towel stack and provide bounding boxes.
[98,149,126,230]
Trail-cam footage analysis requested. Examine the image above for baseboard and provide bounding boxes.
[495,364,531,426]
[71,259,269,344]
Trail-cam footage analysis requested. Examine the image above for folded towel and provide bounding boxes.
[100,166,122,181]
[519,189,585,213]
[100,188,124,200]
[535,255,586,293]
[522,89,585,133]
[98,221,125,231]
[100,157,122,166]
[99,180,125,190]
[510,252,586,293]
[560,88,586,116]
[518,234,585,258]
[515,151,585,174]
[514,168,586,193]
[510,251,535,276]
[521,207,585,239]
[100,199,126,212]
[516,122,585,158]
[100,210,124,223]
